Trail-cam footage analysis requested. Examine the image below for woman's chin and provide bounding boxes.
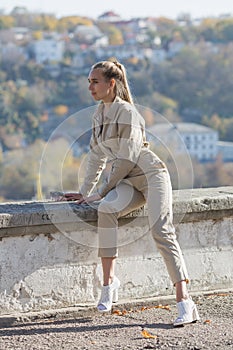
[91,93,98,100]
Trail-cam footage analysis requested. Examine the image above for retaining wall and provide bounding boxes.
[0,186,232,315]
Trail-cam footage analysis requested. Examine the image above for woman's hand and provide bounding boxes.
[62,193,83,202]
[61,192,102,204]
[78,193,102,204]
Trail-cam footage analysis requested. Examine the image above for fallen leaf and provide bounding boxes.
[113,304,170,316]
[155,304,162,308]
[112,310,123,316]
[216,293,228,297]
[141,306,147,311]
[155,304,171,311]
[206,292,229,299]
[161,305,170,310]
[141,329,157,339]
[204,319,211,324]
[113,309,128,316]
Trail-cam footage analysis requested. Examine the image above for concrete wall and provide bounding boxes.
[0,186,232,315]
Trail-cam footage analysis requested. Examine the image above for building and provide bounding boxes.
[217,141,233,162]
[31,35,64,64]
[74,25,106,45]
[1,42,28,63]
[98,11,122,22]
[148,122,218,162]
[146,48,167,63]
[95,44,149,62]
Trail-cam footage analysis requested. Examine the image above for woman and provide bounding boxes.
[63,59,199,326]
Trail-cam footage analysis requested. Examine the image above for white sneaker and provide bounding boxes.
[97,276,120,313]
[173,297,200,327]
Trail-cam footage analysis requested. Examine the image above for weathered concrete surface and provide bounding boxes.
[0,186,232,315]
[1,186,233,232]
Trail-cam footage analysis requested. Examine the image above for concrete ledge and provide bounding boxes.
[0,186,232,315]
[1,186,233,235]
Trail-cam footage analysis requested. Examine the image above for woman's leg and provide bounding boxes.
[101,257,116,286]
[97,183,145,312]
[175,280,189,302]
[146,169,189,286]
[98,182,145,278]
[145,168,199,325]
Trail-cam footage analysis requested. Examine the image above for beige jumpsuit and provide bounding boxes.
[80,96,189,285]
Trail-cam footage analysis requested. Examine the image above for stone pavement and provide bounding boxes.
[0,290,232,350]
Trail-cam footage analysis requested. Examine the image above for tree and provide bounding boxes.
[0,81,45,145]
[204,115,233,141]
[223,118,233,141]
[155,17,179,49]
[53,105,69,116]
[32,30,43,40]
[216,18,233,42]
[198,18,219,42]
[152,46,206,116]
[98,22,124,45]
[33,14,58,31]
[0,15,15,29]
[58,16,93,32]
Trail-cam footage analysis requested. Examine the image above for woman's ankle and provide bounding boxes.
[103,276,114,286]
[175,280,189,302]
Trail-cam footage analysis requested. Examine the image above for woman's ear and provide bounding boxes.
[110,78,116,88]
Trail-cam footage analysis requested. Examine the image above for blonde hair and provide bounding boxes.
[91,59,133,104]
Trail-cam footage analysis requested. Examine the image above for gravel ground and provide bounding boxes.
[0,291,232,350]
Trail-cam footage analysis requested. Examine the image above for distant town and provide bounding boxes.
[0,7,232,77]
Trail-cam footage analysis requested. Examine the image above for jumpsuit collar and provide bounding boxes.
[94,96,126,122]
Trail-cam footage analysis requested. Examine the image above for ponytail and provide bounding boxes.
[92,59,134,104]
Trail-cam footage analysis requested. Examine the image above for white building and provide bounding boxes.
[217,141,233,162]
[145,48,167,63]
[74,25,105,45]
[95,44,146,61]
[1,42,27,63]
[148,122,218,162]
[31,36,64,64]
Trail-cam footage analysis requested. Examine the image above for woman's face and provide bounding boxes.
[88,68,115,103]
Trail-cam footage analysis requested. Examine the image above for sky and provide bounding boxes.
[0,0,233,20]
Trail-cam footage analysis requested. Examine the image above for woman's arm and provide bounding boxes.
[79,129,107,197]
[98,109,144,198]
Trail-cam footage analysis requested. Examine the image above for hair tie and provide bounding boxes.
[113,60,122,70]
[108,57,120,67]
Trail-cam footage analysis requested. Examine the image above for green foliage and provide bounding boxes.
[57,16,93,32]
[0,139,82,200]
[198,18,233,43]
[0,142,44,200]
[0,81,45,145]
[0,15,15,29]
[202,114,233,141]
[33,14,58,31]
[18,62,48,83]
[192,156,233,188]
[98,22,124,45]
[150,43,233,121]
